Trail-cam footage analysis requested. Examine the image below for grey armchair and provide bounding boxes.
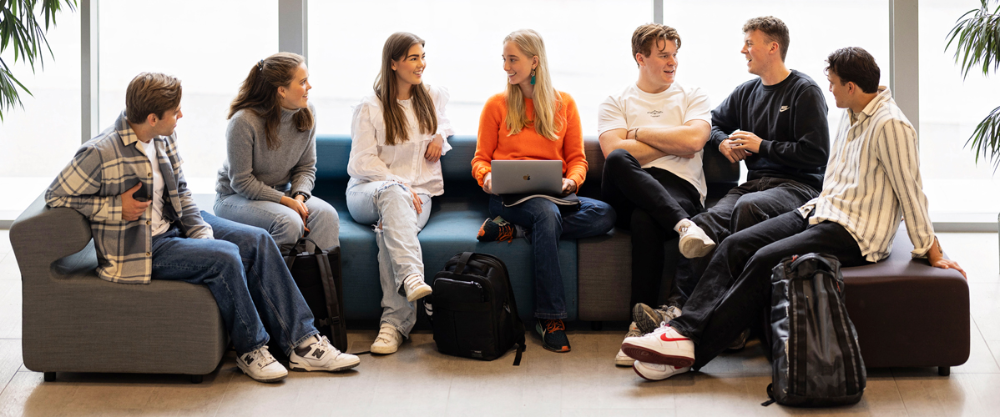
[10,194,227,383]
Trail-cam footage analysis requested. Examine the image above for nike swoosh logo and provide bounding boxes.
[661,334,689,342]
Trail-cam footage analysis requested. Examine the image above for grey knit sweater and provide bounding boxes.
[215,104,317,203]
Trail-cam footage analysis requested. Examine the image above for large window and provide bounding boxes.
[0,9,80,220]
[664,0,890,162]
[919,0,1000,217]
[98,0,278,193]
[307,0,652,138]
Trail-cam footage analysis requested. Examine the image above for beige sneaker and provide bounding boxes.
[677,219,716,258]
[403,274,432,302]
[615,322,642,366]
[371,323,404,354]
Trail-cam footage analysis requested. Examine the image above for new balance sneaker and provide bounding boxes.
[621,324,695,367]
[477,216,516,242]
[615,322,642,366]
[371,323,404,355]
[237,346,288,383]
[632,303,682,334]
[633,361,691,381]
[536,319,571,352]
[402,274,432,302]
[288,335,361,372]
[676,219,716,259]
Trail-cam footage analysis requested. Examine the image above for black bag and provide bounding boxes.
[284,238,348,353]
[764,253,866,407]
[424,252,526,365]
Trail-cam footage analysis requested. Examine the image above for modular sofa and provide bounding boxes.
[313,134,968,374]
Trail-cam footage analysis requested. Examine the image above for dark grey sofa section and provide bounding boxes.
[11,195,227,381]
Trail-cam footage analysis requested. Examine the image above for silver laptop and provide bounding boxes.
[491,160,563,195]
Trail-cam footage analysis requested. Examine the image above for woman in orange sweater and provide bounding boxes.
[472,29,615,353]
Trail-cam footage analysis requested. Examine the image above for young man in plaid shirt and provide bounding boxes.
[46,73,359,383]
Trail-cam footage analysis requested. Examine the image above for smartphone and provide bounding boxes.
[132,181,150,203]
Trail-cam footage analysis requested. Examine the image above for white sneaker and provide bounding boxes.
[677,219,716,259]
[371,323,404,355]
[615,322,642,367]
[621,324,695,367]
[237,346,288,383]
[403,274,432,302]
[633,361,691,381]
[289,335,361,372]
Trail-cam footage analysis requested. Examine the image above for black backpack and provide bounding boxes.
[284,238,348,352]
[424,252,526,365]
[764,253,866,407]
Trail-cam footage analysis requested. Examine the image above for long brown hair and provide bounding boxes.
[374,32,437,146]
[229,52,314,150]
[504,29,561,140]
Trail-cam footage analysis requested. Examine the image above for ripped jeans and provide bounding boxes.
[346,181,432,338]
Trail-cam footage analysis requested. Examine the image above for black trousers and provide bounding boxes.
[669,211,871,370]
[676,177,820,298]
[601,149,703,307]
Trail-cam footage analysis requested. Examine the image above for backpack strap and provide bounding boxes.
[453,252,475,275]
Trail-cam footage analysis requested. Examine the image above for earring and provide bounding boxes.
[530,68,536,85]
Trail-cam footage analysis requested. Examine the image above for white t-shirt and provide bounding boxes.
[138,139,169,236]
[597,82,713,202]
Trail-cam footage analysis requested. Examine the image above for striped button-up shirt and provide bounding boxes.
[798,87,934,262]
[45,110,213,284]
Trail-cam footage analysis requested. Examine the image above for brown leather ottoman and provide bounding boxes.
[842,227,969,376]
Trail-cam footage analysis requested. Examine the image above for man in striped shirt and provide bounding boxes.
[46,73,359,382]
[620,47,965,381]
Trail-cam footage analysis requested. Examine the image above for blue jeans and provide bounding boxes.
[346,181,432,338]
[489,195,616,319]
[150,212,318,356]
[214,193,340,253]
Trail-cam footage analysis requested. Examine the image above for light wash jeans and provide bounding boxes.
[151,212,319,356]
[214,192,340,253]
[346,181,431,338]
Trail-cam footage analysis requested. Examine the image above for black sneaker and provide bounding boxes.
[725,328,751,352]
[536,319,571,352]
[477,216,516,242]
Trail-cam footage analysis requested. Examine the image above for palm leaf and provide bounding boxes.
[0,0,76,120]
[947,0,1000,168]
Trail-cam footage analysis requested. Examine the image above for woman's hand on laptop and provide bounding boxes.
[561,178,577,196]
[482,173,494,194]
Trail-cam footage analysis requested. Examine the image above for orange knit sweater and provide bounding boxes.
[471,91,588,188]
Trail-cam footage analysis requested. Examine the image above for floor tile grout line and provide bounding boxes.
[972,315,1000,372]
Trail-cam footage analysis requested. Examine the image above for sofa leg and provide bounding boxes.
[190,374,204,384]
[939,366,950,376]
[591,321,603,331]
[43,372,56,382]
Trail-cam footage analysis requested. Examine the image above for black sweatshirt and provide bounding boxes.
[709,70,829,191]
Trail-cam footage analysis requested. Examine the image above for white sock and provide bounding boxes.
[297,335,319,349]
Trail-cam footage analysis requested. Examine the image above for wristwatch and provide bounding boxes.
[292,191,310,202]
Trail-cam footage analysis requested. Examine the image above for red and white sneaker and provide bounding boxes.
[621,324,694,367]
[633,360,690,381]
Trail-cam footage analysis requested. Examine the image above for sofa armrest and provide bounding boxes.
[10,193,94,281]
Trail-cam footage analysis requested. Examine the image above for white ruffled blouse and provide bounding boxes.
[347,85,454,196]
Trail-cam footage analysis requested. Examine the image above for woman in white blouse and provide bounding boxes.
[347,32,453,355]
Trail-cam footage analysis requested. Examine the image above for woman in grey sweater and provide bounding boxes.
[215,52,339,253]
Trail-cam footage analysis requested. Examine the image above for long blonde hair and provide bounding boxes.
[374,32,437,146]
[504,29,562,141]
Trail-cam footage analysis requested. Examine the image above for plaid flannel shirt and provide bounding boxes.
[45,110,213,284]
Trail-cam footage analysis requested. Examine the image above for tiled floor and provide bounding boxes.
[0,229,998,416]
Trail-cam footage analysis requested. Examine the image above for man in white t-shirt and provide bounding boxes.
[597,23,713,367]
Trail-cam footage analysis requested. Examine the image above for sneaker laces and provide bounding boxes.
[375,325,397,345]
[543,319,566,333]
[245,346,277,367]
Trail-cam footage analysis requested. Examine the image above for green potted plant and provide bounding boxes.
[0,0,76,120]
[947,0,1000,170]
